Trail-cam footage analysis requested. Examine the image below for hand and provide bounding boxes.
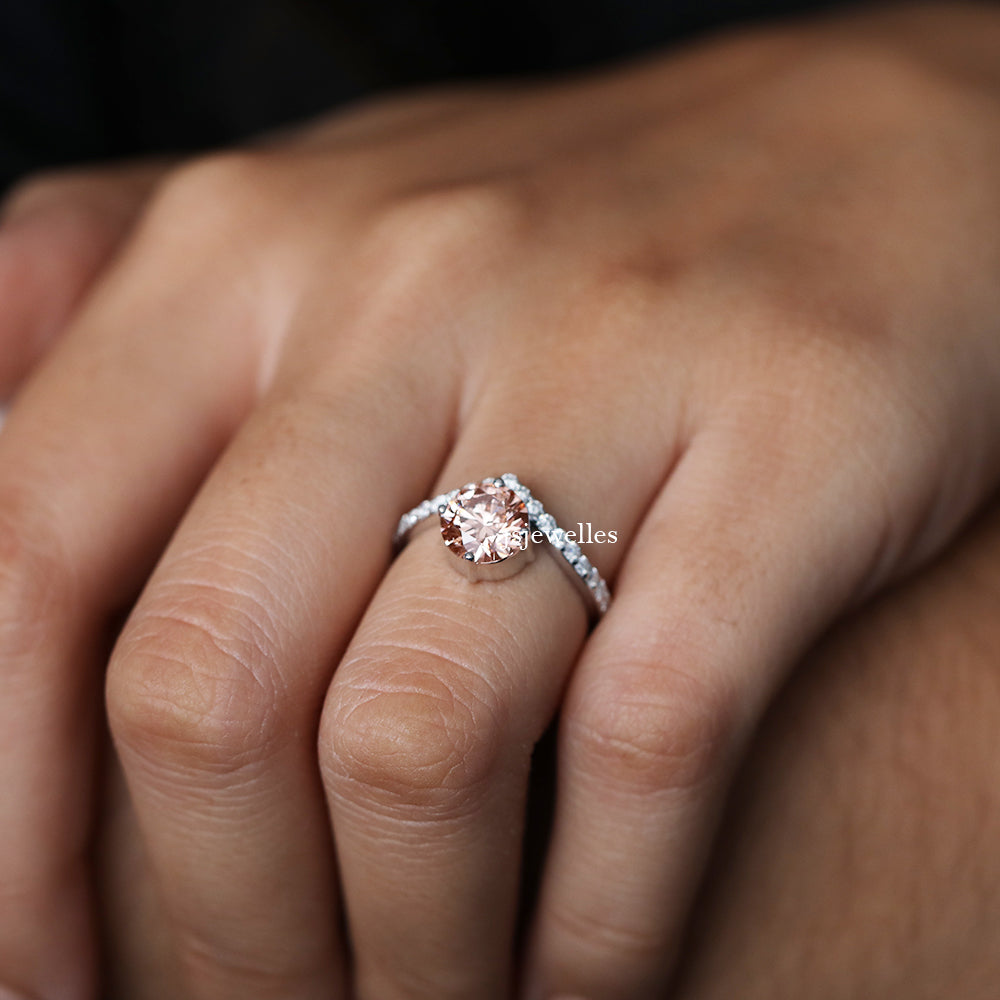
[3,3,1000,998]
[98,452,1000,1000]
[671,495,1000,1000]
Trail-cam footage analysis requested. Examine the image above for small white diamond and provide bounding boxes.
[536,513,555,533]
[587,566,601,588]
[501,473,520,488]
[548,528,566,549]
[574,558,590,578]
[526,498,543,517]
[563,541,582,562]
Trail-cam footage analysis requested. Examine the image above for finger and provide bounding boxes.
[0,176,268,998]
[317,373,678,1000]
[0,162,167,397]
[97,746,180,1000]
[105,336,455,998]
[522,418,895,1000]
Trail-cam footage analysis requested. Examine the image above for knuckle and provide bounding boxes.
[107,588,289,776]
[349,178,533,347]
[0,492,73,660]
[568,656,737,796]
[321,648,506,812]
[366,177,530,276]
[141,151,284,244]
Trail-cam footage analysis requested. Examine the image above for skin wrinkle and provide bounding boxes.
[405,595,566,705]
[336,688,485,791]
[172,915,332,999]
[352,588,545,688]
[326,662,510,804]
[337,646,515,719]
[330,786,504,839]
[158,553,294,619]
[112,614,290,774]
[176,553,313,623]
[359,587,525,657]
[136,757,300,815]
[154,555,301,658]
[128,578,291,688]
[541,897,674,968]
[564,682,738,801]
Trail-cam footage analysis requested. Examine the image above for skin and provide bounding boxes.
[671,495,1000,1000]
[97,442,1000,1000]
[1,2,1000,997]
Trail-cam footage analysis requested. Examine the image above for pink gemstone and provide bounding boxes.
[440,481,529,564]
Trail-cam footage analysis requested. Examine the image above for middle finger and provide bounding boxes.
[106,343,452,997]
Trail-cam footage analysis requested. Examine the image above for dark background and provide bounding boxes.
[1,0,863,194]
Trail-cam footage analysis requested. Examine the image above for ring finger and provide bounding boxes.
[317,364,679,1000]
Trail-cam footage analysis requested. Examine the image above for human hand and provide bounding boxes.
[3,3,1000,998]
[99,454,1000,1000]
[670,494,1000,1000]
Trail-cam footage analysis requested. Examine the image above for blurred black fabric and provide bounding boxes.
[0,0,862,192]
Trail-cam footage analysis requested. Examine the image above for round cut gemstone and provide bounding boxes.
[440,481,529,564]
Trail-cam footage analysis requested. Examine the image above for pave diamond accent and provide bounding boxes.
[535,512,556,534]
[440,482,529,564]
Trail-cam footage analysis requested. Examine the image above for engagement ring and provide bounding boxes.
[394,473,611,619]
